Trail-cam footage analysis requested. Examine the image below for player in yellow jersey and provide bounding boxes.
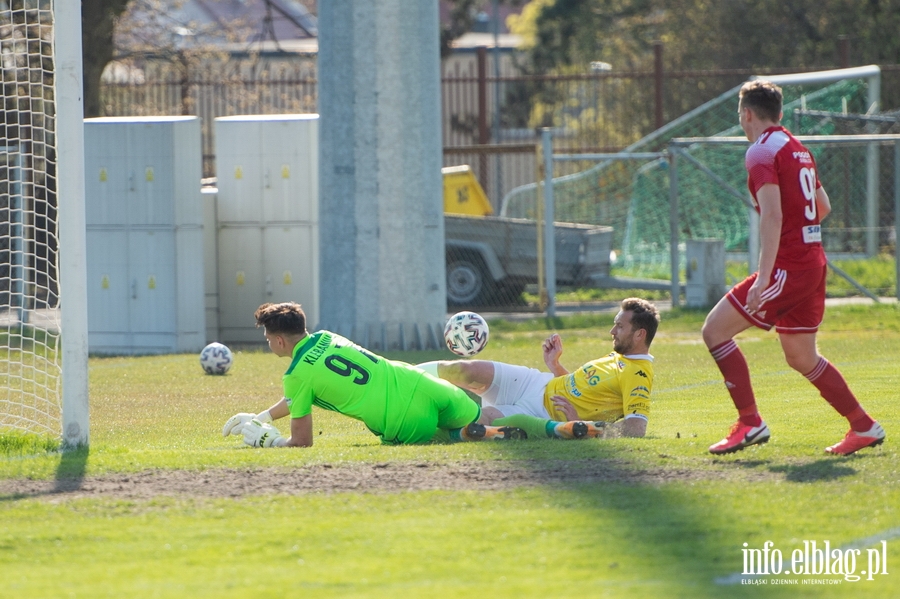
[419,298,659,439]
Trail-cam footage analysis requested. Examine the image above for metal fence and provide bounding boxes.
[667,134,900,305]
[100,56,900,187]
[538,133,900,312]
[98,57,900,310]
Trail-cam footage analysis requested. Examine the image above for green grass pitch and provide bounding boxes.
[1,303,898,598]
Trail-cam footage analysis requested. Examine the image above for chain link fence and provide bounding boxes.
[99,59,900,310]
[668,134,900,303]
[522,73,899,312]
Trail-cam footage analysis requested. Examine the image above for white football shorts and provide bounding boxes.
[480,362,554,419]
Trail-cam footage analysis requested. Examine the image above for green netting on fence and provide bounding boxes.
[501,77,871,276]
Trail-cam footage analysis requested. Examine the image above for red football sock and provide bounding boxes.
[710,340,761,427]
[804,358,874,432]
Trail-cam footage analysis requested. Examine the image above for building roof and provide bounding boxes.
[116,0,317,53]
[115,0,524,55]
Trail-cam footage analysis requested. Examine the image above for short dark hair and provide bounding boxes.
[621,297,660,346]
[739,80,783,123]
[254,302,307,336]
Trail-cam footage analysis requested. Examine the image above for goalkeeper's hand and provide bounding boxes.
[222,410,273,437]
[223,413,255,437]
[241,419,287,448]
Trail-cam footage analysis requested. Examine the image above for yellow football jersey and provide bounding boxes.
[542,352,653,422]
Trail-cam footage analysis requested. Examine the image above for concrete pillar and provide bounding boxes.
[317,1,446,348]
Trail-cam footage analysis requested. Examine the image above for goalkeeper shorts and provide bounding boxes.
[389,374,480,445]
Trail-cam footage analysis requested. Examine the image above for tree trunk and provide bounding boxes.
[81,0,131,118]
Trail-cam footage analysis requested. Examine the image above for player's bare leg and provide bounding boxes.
[780,332,885,455]
[778,332,820,374]
[701,295,753,349]
[419,360,495,395]
[477,406,504,424]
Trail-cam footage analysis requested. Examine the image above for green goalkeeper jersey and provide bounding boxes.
[283,330,473,444]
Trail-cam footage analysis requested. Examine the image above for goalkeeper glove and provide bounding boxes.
[242,419,287,448]
[222,410,273,437]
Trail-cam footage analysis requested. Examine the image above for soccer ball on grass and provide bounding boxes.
[200,342,233,375]
[444,311,489,357]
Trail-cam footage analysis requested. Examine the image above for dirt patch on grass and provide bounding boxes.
[0,459,774,501]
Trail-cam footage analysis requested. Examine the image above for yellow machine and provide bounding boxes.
[441,165,493,216]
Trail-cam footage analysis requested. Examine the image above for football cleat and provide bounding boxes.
[709,420,770,455]
[825,422,885,456]
[554,420,607,440]
[463,422,527,441]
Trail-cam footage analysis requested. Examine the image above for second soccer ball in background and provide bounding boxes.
[200,342,234,375]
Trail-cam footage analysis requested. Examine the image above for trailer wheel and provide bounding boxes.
[446,257,488,305]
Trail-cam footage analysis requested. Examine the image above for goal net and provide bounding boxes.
[501,67,883,281]
[1,1,88,446]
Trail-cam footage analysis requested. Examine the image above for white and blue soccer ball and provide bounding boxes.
[200,342,233,375]
[444,311,490,357]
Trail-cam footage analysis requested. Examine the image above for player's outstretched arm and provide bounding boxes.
[223,413,256,437]
[542,334,568,376]
[549,394,578,420]
[222,404,281,437]
[264,397,290,420]
[287,413,314,447]
[241,419,288,447]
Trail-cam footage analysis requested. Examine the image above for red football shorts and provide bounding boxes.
[726,265,827,334]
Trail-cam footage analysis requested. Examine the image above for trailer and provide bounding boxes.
[444,214,613,306]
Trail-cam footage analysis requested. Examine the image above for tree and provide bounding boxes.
[510,0,900,73]
[81,0,262,118]
[508,0,900,121]
[84,1,532,116]
[82,0,132,117]
[508,0,666,73]
[441,0,527,57]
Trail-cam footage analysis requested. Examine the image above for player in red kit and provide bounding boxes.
[701,80,885,456]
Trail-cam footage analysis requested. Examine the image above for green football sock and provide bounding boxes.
[431,428,455,443]
[492,414,559,439]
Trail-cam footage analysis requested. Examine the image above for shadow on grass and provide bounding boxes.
[492,441,870,590]
[479,438,743,595]
[0,442,89,502]
[55,444,89,491]
[767,459,857,483]
[719,456,858,482]
[725,459,771,469]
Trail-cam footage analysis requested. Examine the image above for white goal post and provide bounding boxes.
[0,0,89,447]
[55,0,90,447]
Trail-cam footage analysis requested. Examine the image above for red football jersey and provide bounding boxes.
[745,126,827,270]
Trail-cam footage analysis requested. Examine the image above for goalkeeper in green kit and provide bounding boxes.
[223,302,526,448]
